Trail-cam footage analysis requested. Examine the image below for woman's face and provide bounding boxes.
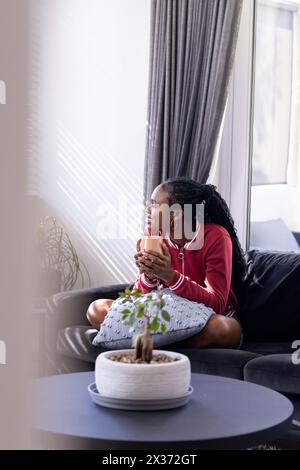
[145,184,171,234]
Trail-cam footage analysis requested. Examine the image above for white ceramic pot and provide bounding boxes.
[95,349,191,400]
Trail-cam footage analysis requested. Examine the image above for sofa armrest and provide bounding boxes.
[43,283,132,374]
[46,283,133,329]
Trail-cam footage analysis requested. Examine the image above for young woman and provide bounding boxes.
[87,177,246,349]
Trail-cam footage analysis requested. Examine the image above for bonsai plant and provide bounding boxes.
[118,285,171,363]
[95,284,191,402]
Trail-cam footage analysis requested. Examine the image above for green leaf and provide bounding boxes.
[137,311,144,318]
[127,314,136,326]
[147,294,153,300]
[121,308,131,315]
[159,298,165,308]
[161,323,167,333]
[150,316,160,333]
[124,288,132,296]
[162,310,170,322]
[135,288,142,297]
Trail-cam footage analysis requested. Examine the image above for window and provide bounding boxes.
[249,0,300,250]
[252,1,295,185]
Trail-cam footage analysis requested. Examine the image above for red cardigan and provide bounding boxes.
[134,223,238,316]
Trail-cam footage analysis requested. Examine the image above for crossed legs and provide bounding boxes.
[86,300,241,349]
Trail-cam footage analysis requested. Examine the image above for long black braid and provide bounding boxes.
[161,176,246,302]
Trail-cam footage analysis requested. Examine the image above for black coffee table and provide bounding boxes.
[32,372,293,449]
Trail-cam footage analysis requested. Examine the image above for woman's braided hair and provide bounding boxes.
[161,176,246,301]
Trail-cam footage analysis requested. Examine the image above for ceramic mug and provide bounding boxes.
[136,235,163,254]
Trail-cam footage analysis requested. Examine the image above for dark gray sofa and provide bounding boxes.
[44,248,300,448]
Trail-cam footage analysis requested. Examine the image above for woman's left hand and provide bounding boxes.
[140,242,176,283]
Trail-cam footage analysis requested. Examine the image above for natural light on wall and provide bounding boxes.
[250,0,300,251]
[28,0,150,286]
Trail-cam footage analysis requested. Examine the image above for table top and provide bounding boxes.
[32,372,293,449]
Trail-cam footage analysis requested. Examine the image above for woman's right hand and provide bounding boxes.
[134,238,146,271]
[134,250,144,270]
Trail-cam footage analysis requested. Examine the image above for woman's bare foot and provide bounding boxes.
[86,298,114,330]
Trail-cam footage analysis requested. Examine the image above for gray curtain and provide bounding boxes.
[143,0,243,202]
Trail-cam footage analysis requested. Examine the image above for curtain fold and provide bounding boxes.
[143,0,243,203]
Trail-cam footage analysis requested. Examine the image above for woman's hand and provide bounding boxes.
[141,242,176,283]
[134,239,158,281]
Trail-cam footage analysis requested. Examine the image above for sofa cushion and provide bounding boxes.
[57,325,259,380]
[250,219,300,252]
[244,354,300,395]
[239,250,300,341]
[242,342,295,355]
[167,347,259,379]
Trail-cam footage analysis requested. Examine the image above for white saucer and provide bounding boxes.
[88,382,193,411]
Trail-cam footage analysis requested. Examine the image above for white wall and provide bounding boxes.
[28,0,150,287]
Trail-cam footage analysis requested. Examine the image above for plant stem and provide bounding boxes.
[134,303,153,363]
